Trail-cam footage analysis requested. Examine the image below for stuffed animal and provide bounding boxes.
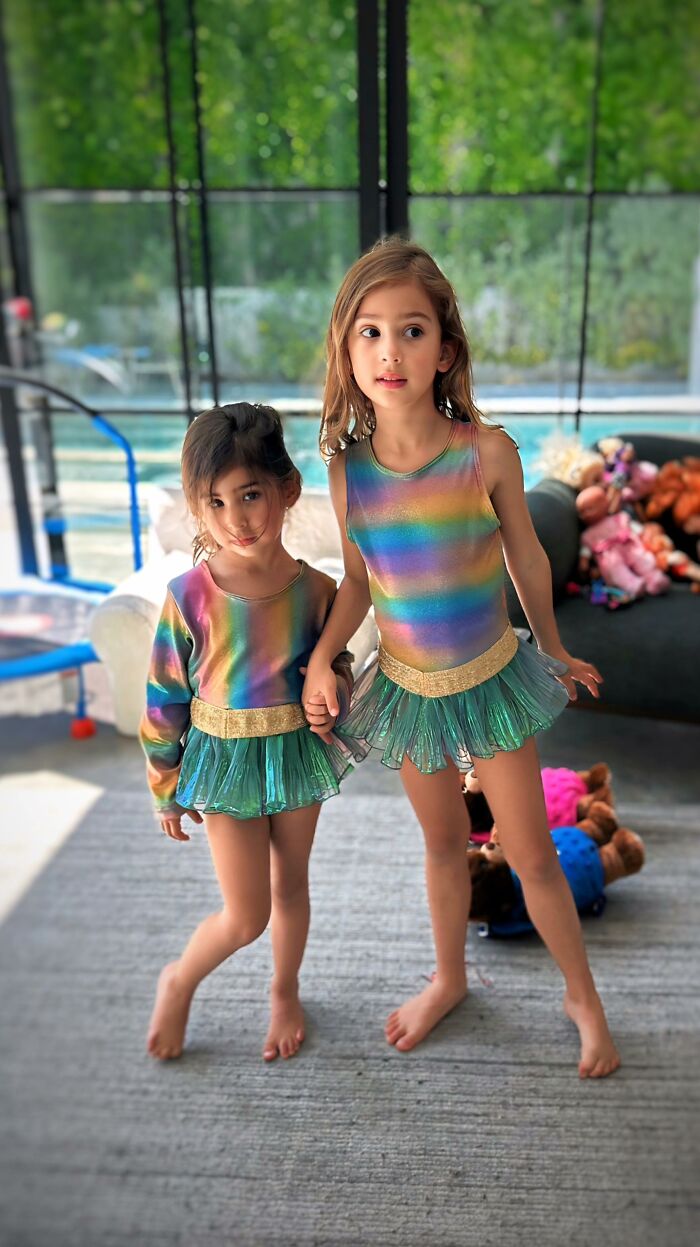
[540,762,618,842]
[644,457,700,553]
[468,821,646,937]
[464,762,617,846]
[577,484,670,599]
[638,521,700,593]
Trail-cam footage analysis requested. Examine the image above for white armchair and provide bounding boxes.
[89,485,377,736]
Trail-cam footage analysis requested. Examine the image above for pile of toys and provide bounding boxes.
[463,763,646,937]
[538,434,700,609]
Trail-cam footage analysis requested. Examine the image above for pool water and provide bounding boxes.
[50,410,700,493]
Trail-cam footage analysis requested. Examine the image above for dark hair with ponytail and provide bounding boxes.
[181,402,302,562]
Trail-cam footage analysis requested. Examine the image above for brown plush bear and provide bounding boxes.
[463,762,617,846]
[465,792,645,936]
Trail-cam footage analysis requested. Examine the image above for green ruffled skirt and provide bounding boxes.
[340,636,570,774]
[176,723,365,820]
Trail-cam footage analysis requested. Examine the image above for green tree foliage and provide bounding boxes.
[2,0,698,387]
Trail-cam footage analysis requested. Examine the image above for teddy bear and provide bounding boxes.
[540,762,618,842]
[576,484,670,600]
[463,762,617,845]
[467,820,646,937]
[643,457,700,557]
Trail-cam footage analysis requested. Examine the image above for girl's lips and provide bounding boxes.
[377,377,407,388]
[231,535,257,546]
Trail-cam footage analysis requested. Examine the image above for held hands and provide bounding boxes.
[159,807,203,842]
[300,660,338,744]
[554,653,604,701]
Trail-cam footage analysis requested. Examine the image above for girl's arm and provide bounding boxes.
[480,429,602,701]
[302,452,372,717]
[139,589,202,838]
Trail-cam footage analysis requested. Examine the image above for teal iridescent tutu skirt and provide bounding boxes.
[340,634,570,774]
[176,723,364,820]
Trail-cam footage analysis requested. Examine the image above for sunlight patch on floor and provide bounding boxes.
[0,770,103,924]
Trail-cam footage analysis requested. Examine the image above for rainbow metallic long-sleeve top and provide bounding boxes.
[345,418,511,674]
[140,560,352,812]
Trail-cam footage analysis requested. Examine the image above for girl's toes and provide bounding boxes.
[263,1044,277,1062]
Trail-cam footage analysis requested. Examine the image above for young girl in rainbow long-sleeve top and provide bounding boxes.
[302,239,620,1079]
[140,402,363,1062]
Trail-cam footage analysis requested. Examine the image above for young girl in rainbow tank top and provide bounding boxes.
[140,403,363,1063]
[302,239,620,1079]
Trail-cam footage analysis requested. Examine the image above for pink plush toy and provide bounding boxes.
[541,767,589,827]
[577,485,670,599]
[541,763,617,839]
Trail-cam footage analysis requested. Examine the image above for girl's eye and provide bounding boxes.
[405,325,423,338]
[359,326,380,338]
[208,498,223,508]
[243,490,261,503]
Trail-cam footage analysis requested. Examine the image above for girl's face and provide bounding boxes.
[199,464,289,559]
[347,279,454,417]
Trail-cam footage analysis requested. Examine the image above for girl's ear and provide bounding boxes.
[437,339,457,373]
[283,477,301,510]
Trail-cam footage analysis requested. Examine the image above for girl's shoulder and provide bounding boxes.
[303,560,339,602]
[471,421,520,468]
[166,561,209,609]
[469,421,521,498]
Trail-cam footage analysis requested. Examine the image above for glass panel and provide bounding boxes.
[584,197,700,401]
[25,196,188,411]
[597,1,700,192]
[47,410,186,585]
[408,0,597,193]
[411,196,587,403]
[197,0,358,188]
[208,193,359,398]
[3,0,169,190]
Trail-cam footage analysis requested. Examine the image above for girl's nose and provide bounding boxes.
[382,342,402,363]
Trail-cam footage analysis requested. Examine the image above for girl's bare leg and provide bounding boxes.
[385,757,471,1052]
[147,812,271,1059]
[472,737,620,1079]
[263,802,321,1062]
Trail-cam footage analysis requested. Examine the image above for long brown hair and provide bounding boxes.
[181,402,301,562]
[321,237,490,459]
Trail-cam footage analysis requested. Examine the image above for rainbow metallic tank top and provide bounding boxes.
[345,418,512,674]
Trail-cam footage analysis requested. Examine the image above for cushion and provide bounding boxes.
[554,585,699,720]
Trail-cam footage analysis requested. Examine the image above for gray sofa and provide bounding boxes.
[506,432,700,722]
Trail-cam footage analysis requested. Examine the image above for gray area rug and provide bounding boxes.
[1,715,699,1247]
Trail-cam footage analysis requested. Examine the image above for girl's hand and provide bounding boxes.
[300,658,339,720]
[555,654,604,701]
[299,665,337,744]
[159,808,203,842]
[303,688,337,744]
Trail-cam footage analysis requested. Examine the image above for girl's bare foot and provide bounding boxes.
[147,962,193,1059]
[385,978,467,1052]
[263,985,305,1062]
[563,989,621,1078]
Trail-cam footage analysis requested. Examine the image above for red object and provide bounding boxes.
[70,716,97,739]
[4,296,33,322]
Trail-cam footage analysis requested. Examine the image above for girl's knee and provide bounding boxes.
[509,848,561,888]
[220,905,270,949]
[424,826,468,862]
[271,871,309,908]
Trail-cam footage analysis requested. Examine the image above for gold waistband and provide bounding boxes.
[378,626,519,697]
[190,697,307,739]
